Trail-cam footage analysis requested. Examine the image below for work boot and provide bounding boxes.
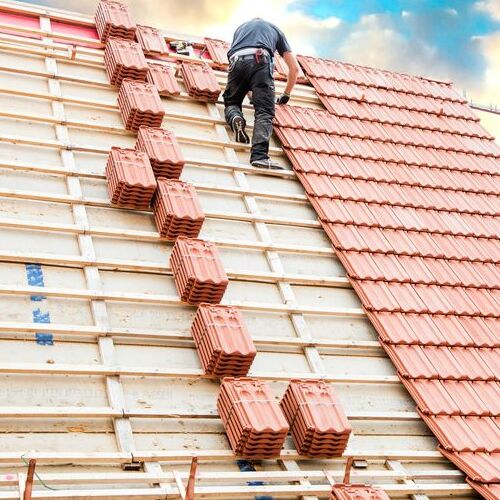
[231,115,250,144]
[251,158,284,170]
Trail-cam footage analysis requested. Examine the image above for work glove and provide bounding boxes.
[276,93,290,105]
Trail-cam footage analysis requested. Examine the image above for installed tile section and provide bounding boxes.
[146,63,180,97]
[135,126,185,179]
[135,25,168,56]
[104,38,148,86]
[95,0,136,43]
[191,304,256,376]
[152,178,205,240]
[170,237,228,305]
[181,62,221,102]
[330,484,390,500]
[275,55,500,488]
[118,79,165,131]
[217,378,289,458]
[105,147,157,209]
[280,379,351,457]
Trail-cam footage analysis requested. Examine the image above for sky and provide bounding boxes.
[28,0,500,137]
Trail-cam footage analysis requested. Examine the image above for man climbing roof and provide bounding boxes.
[223,18,300,170]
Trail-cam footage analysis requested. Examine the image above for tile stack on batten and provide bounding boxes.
[95,0,264,459]
[97,1,353,465]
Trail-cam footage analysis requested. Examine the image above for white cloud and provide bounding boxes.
[475,0,500,21]
[335,14,442,78]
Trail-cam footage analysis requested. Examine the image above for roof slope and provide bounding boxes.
[274,55,500,489]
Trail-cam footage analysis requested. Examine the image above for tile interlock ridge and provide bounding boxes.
[274,55,500,491]
[98,0,356,480]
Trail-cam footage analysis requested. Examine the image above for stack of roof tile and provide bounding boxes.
[181,62,221,102]
[280,380,351,458]
[170,237,228,305]
[118,79,165,131]
[204,38,230,69]
[135,25,168,56]
[152,178,205,239]
[146,63,181,96]
[330,484,390,500]
[95,0,136,43]
[104,38,148,86]
[191,304,256,376]
[217,377,289,458]
[273,55,500,490]
[105,146,157,209]
[135,126,185,178]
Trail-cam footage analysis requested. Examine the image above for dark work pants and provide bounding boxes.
[223,56,275,162]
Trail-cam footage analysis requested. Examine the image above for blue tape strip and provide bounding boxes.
[25,263,53,345]
[237,460,273,500]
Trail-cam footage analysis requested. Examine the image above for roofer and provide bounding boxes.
[223,18,300,169]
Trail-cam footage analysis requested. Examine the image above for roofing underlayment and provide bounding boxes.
[0,0,497,498]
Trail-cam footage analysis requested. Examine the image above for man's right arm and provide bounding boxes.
[277,51,299,104]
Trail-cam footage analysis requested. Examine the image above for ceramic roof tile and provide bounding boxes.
[441,380,499,416]
[467,481,500,500]
[366,311,445,346]
[146,62,181,97]
[384,344,498,381]
[104,38,148,86]
[330,484,390,500]
[440,450,500,482]
[401,379,461,415]
[95,0,136,43]
[323,223,369,252]
[180,62,221,102]
[135,25,168,55]
[457,317,500,348]
[204,38,230,67]
[421,414,500,452]
[278,55,500,487]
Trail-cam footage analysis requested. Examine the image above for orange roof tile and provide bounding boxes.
[274,55,500,490]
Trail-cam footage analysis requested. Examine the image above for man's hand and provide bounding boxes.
[276,93,290,105]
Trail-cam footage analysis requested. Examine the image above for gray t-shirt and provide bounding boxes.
[227,19,292,59]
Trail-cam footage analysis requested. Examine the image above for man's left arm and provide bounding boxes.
[277,51,299,104]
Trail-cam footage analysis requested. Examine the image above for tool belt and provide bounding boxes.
[229,47,271,63]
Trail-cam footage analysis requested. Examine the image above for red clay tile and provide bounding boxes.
[330,484,390,500]
[439,449,500,482]
[350,279,401,312]
[217,377,289,458]
[368,311,436,345]
[170,237,228,305]
[280,379,351,457]
[442,380,499,416]
[146,63,180,96]
[191,304,256,377]
[323,223,369,252]
[118,79,164,132]
[204,38,230,68]
[152,178,204,240]
[95,0,136,43]
[135,126,185,178]
[135,25,168,55]
[401,378,461,415]
[105,146,156,209]
[181,62,221,102]
[104,38,148,86]
[421,414,500,452]
[467,481,500,500]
